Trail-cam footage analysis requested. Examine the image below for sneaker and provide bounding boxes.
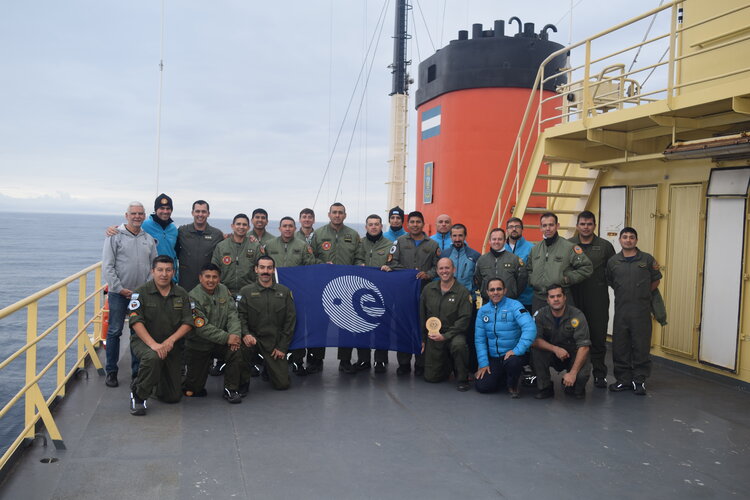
[374,361,387,374]
[609,381,634,392]
[291,361,308,376]
[306,361,323,374]
[534,386,554,399]
[238,383,249,398]
[338,360,356,374]
[354,360,371,371]
[594,377,608,389]
[130,391,147,416]
[396,364,411,375]
[105,372,118,388]
[223,388,242,404]
[456,382,470,392]
[633,382,647,395]
[414,365,425,377]
[182,388,207,397]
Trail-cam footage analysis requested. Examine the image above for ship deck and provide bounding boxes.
[1,344,749,500]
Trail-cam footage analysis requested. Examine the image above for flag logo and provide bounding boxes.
[321,275,385,333]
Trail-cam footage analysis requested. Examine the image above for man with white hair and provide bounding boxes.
[102,201,157,388]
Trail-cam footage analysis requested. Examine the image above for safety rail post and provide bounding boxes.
[668,3,678,103]
[77,275,87,369]
[57,288,67,397]
[93,267,102,344]
[23,303,38,441]
[582,40,592,123]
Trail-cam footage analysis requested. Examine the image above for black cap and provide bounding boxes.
[154,193,173,211]
[388,206,404,220]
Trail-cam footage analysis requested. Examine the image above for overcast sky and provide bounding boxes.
[0,1,665,221]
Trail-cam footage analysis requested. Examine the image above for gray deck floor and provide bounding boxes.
[1,344,749,500]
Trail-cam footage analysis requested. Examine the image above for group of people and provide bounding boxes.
[102,193,662,416]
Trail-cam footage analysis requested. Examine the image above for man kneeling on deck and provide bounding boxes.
[237,255,296,391]
[531,284,591,400]
[184,264,247,404]
[420,257,473,391]
[128,255,193,416]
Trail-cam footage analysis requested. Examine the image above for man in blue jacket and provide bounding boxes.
[430,214,452,252]
[504,217,534,310]
[474,278,536,397]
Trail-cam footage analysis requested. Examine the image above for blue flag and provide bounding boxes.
[276,264,422,354]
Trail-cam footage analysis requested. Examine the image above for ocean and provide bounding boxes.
[0,211,366,455]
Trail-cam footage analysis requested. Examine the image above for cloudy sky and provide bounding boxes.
[0,1,664,221]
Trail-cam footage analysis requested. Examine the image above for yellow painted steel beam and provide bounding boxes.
[57,289,67,397]
[581,152,666,169]
[733,96,750,115]
[24,303,37,441]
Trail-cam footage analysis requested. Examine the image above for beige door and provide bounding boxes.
[628,186,657,254]
[662,184,703,357]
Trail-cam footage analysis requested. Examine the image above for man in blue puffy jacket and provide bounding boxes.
[474,278,536,398]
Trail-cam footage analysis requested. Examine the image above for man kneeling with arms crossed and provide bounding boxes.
[531,284,591,400]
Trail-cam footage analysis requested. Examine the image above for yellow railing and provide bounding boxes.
[0,262,105,471]
[482,0,750,251]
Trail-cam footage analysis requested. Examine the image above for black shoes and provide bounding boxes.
[354,360,371,372]
[238,383,249,398]
[593,377,608,389]
[208,358,224,376]
[306,361,323,374]
[105,372,118,387]
[290,361,307,376]
[338,361,356,374]
[456,382,470,392]
[609,381,634,392]
[223,388,242,404]
[414,365,425,377]
[534,386,554,399]
[396,364,411,375]
[374,361,387,373]
[633,382,647,395]
[130,391,147,416]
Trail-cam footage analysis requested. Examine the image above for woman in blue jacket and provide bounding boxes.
[475,278,537,397]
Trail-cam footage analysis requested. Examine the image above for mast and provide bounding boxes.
[386,0,410,210]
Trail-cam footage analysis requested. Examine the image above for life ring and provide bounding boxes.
[101,287,110,345]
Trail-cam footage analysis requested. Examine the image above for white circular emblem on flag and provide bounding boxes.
[321,275,385,333]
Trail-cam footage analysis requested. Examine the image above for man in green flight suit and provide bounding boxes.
[265,216,316,376]
[184,263,246,404]
[383,210,441,376]
[474,227,528,304]
[211,213,263,297]
[606,227,662,396]
[527,212,593,312]
[128,255,193,416]
[356,214,393,373]
[237,255,296,391]
[420,257,473,391]
[568,211,616,389]
[309,202,365,374]
[177,200,224,292]
[249,208,275,244]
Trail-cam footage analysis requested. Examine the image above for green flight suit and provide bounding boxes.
[310,223,364,363]
[474,250,529,302]
[390,232,441,368]
[527,234,593,311]
[606,249,662,384]
[568,234,616,380]
[264,235,316,268]
[237,282,296,390]
[531,305,591,393]
[358,234,393,364]
[420,280,473,383]
[184,283,245,393]
[211,236,263,297]
[129,280,193,403]
[177,223,224,292]
[250,229,275,245]
[264,235,315,368]
[296,229,315,245]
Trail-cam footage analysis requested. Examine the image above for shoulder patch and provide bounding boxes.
[570,318,580,328]
[519,308,529,315]
[573,245,583,255]
[222,255,232,265]
[389,245,397,254]
[322,241,332,251]
[128,312,137,318]
[128,299,140,310]
[194,317,205,328]
[482,315,490,323]
[652,260,660,270]
[518,258,525,267]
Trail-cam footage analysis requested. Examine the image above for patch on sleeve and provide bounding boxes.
[519,308,529,315]
[482,315,490,323]
[322,241,332,251]
[194,317,205,328]
[222,255,232,265]
[518,258,525,267]
[128,312,137,318]
[573,245,583,255]
[389,245,397,254]
[652,260,660,270]
[571,318,580,328]
[128,299,141,310]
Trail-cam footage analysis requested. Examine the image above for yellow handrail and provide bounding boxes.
[0,262,105,472]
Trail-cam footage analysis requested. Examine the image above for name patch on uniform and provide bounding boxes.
[322,241,332,251]
[504,263,512,268]
[204,235,213,240]
[571,318,580,328]
[194,317,205,327]
[222,255,232,265]
[377,250,385,255]
[448,297,455,302]
[344,235,353,243]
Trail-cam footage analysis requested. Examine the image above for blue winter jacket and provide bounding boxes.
[505,236,534,306]
[475,296,536,368]
[442,244,481,299]
[142,215,178,260]
[383,227,406,242]
[430,232,452,252]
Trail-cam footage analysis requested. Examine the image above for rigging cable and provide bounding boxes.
[628,0,666,73]
[334,0,390,201]
[413,0,435,52]
[312,0,391,209]
[154,0,166,195]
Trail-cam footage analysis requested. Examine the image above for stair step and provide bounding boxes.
[531,192,588,198]
[537,174,592,182]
